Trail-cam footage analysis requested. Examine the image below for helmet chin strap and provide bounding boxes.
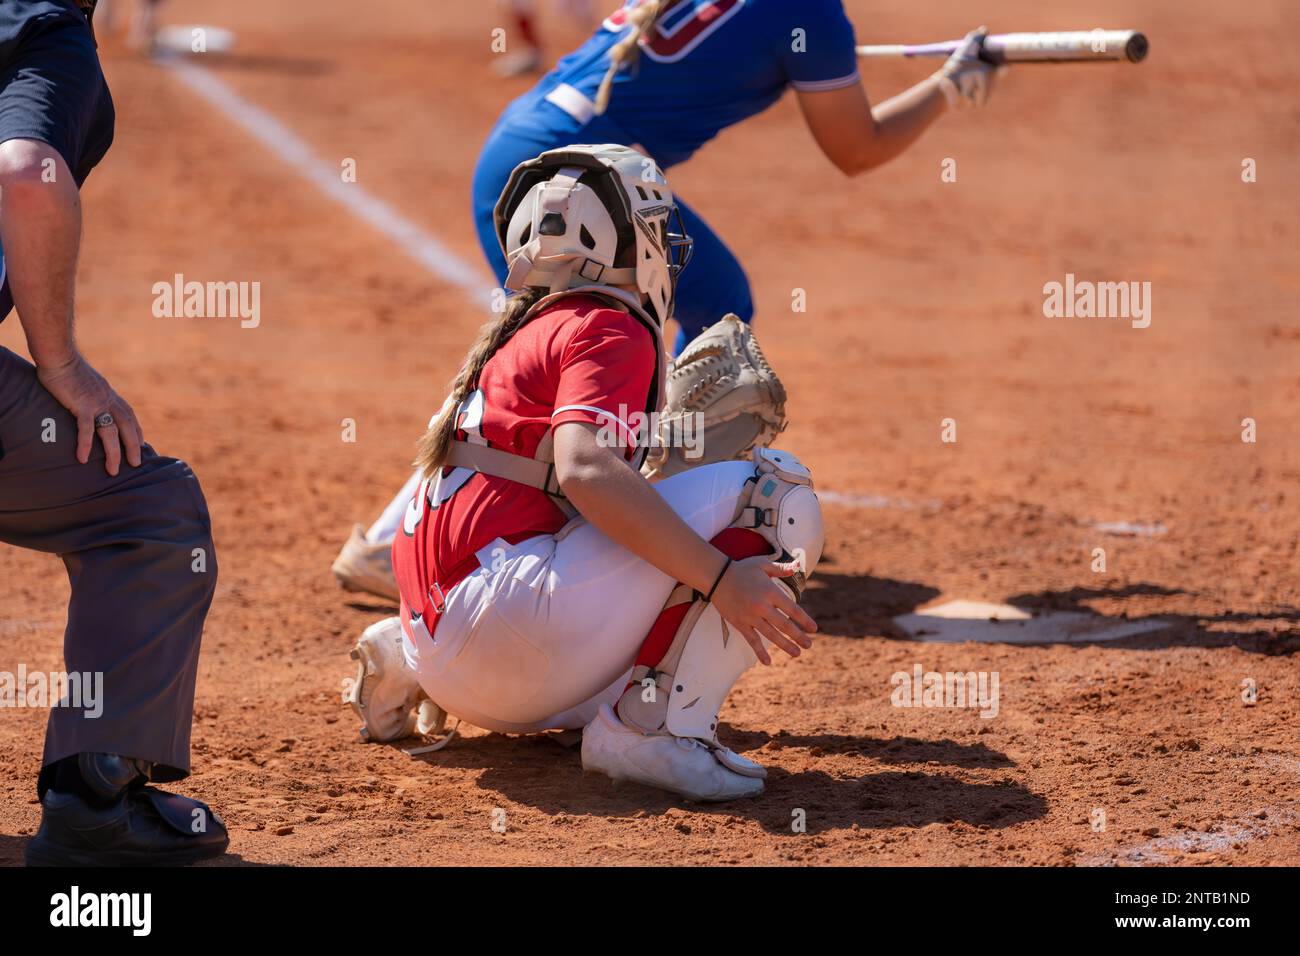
[583,264,637,286]
[504,252,534,292]
[510,256,639,296]
[548,259,577,294]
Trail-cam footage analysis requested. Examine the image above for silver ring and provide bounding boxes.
[94,412,115,429]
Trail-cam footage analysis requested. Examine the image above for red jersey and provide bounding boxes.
[394,294,657,618]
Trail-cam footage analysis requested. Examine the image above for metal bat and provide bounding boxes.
[856,30,1149,65]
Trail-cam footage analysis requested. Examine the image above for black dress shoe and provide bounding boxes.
[25,785,229,867]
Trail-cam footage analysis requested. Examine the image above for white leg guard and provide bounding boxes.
[586,449,824,798]
[617,593,766,777]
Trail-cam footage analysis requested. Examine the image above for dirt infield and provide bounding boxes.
[2,0,1298,866]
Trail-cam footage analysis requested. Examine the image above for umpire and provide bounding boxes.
[0,0,227,865]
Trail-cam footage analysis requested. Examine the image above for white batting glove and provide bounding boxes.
[934,26,998,109]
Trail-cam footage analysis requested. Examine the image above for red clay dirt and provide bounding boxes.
[1,0,1298,866]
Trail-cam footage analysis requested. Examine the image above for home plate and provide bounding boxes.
[892,599,1171,645]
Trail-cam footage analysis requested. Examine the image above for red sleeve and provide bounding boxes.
[551,305,656,460]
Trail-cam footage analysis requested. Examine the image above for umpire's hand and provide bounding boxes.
[37,352,144,476]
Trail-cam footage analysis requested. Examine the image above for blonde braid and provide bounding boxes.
[594,0,669,115]
[414,288,544,478]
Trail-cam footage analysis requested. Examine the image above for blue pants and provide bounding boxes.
[472,98,753,353]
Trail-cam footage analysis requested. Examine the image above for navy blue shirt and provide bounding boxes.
[0,0,112,321]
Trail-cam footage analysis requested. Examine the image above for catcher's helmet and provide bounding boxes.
[494,144,693,326]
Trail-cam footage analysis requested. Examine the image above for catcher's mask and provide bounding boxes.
[494,144,693,327]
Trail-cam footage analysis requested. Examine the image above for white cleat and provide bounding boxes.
[342,617,426,743]
[581,704,764,802]
[331,524,400,604]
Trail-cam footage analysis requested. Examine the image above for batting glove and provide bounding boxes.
[935,26,998,109]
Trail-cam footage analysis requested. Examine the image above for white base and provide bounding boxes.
[893,599,1170,645]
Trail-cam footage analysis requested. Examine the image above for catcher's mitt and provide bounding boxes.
[642,314,787,480]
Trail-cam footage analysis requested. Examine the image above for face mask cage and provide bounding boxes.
[643,205,692,323]
[665,205,694,284]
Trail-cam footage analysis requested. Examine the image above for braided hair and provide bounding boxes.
[414,288,544,478]
[594,0,672,115]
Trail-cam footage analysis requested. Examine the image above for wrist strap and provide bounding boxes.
[704,557,733,603]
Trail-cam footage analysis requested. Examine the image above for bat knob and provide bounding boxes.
[1125,32,1149,63]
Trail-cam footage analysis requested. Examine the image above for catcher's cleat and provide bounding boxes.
[331,524,400,604]
[343,617,454,746]
[581,704,764,802]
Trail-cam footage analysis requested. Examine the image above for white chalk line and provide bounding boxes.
[817,490,940,512]
[1080,806,1298,867]
[0,619,63,636]
[158,58,1170,531]
[1089,520,1167,538]
[1079,756,1300,866]
[819,489,1167,534]
[160,54,495,309]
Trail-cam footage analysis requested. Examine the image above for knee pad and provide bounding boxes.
[736,448,823,595]
[618,449,823,773]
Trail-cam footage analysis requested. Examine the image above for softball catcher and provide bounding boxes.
[344,145,821,800]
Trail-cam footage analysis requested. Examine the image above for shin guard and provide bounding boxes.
[617,450,824,776]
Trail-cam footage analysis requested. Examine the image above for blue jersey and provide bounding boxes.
[506,0,860,169]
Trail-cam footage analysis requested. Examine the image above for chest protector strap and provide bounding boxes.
[444,439,574,517]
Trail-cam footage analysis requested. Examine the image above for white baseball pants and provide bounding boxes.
[403,460,755,734]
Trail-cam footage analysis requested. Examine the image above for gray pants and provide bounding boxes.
[0,347,216,792]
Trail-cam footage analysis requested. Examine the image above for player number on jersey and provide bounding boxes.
[604,0,745,63]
